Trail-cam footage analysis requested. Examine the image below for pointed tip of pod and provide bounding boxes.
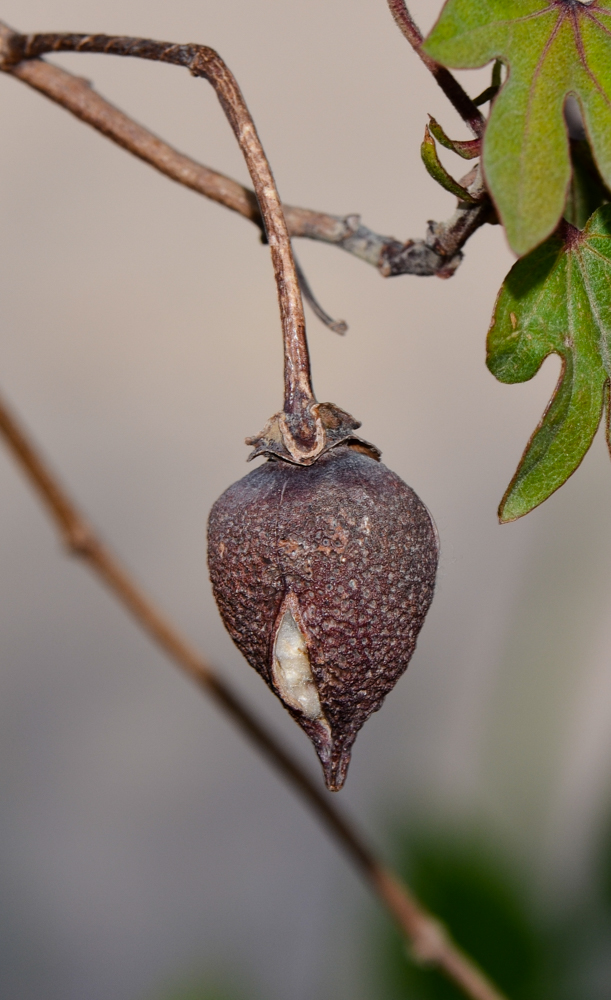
[320,747,352,793]
[297,713,353,791]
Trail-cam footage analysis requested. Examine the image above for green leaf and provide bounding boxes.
[428,116,481,159]
[472,60,503,108]
[147,977,245,1000]
[487,205,611,522]
[421,124,480,201]
[423,0,611,256]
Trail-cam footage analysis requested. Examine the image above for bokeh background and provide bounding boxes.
[1,1,611,998]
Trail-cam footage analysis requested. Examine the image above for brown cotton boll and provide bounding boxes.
[207,445,438,791]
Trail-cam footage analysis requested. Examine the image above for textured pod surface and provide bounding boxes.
[207,446,438,790]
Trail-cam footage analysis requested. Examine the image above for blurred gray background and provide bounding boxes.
[1,1,610,997]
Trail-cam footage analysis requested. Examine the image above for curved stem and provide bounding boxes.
[10,32,315,427]
[386,0,485,138]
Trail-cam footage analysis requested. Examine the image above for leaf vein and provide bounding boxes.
[509,247,565,332]
[575,246,611,374]
[572,10,611,110]
[583,10,611,38]
[519,11,565,218]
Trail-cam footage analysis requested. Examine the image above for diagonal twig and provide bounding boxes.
[0,22,492,279]
[294,252,348,335]
[0,388,506,1000]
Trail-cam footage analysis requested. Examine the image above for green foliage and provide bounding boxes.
[146,975,245,1000]
[423,0,611,256]
[427,117,481,160]
[472,60,503,108]
[487,205,611,521]
[594,811,611,921]
[373,828,556,1000]
[421,124,480,202]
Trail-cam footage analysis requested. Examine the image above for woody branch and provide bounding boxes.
[0,21,492,282]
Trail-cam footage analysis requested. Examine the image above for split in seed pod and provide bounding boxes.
[199,51,439,789]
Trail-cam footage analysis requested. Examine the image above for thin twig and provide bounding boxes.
[294,251,347,335]
[0,25,490,278]
[386,0,485,138]
[0,389,506,1000]
[184,45,314,425]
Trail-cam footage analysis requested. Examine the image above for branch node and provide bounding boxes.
[410,917,452,965]
[64,522,96,556]
[0,21,23,68]
[343,213,361,235]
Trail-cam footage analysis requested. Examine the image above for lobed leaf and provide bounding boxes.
[424,0,611,256]
[487,205,611,521]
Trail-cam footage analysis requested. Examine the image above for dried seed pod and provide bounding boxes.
[208,444,438,791]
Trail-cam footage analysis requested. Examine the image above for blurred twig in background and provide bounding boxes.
[148,816,611,999]
[0,373,504,1000]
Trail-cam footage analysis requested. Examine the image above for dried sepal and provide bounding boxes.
[246,401,380,465]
